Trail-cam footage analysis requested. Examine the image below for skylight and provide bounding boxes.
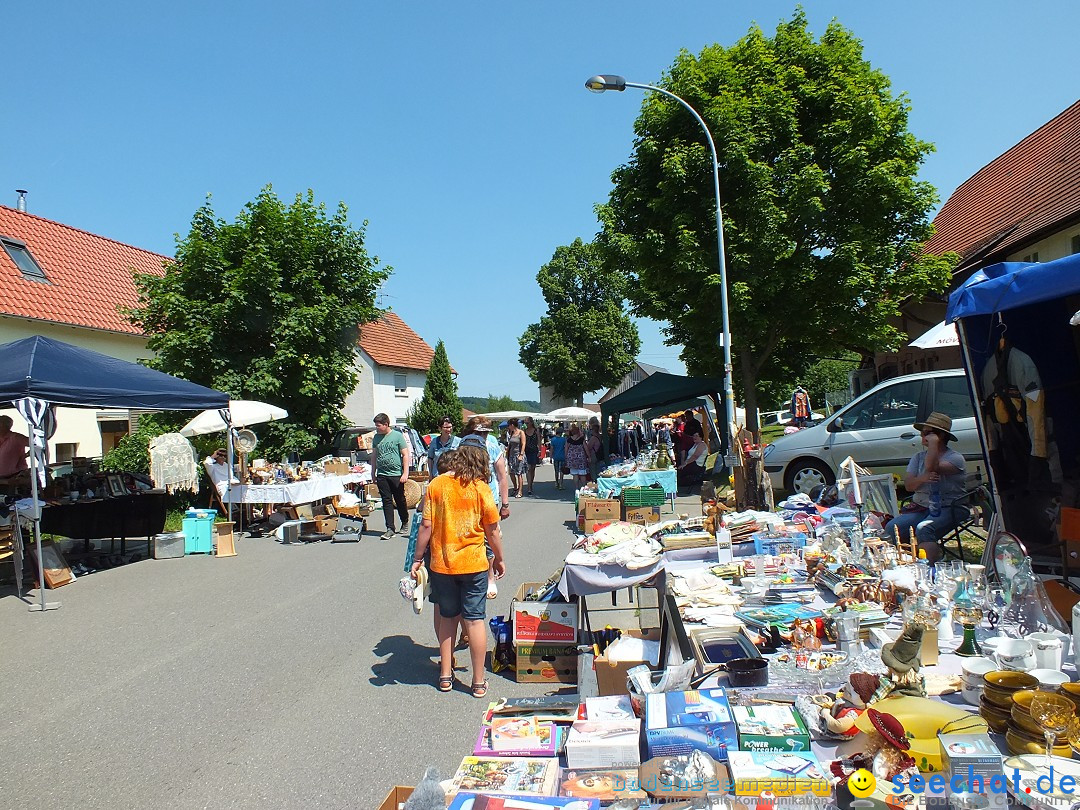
[1,237,48,283]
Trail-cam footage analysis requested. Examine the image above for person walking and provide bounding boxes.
[549,426,567,490]
[426,415,460,471]
[523,416,540,496]
[565,422,589,490]
[410,442,505,698]
[586,416,604,482]
[505,418,527,498]
[372,413,411,540]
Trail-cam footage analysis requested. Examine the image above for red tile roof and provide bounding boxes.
[0,205,167,335]
[358,310,436,371]
[923,100,1080,270]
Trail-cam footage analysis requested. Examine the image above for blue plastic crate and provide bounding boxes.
[751,531,808,555]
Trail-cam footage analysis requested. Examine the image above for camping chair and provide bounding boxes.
[938,472,994,562]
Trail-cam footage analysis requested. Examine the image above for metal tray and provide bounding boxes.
[687,626,761,673]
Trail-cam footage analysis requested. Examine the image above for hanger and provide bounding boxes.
[996,313,1008,352]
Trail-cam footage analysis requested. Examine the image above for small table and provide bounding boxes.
[40,492,168,554]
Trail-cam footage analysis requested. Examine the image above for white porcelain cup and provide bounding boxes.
[1030,668,1071,688]
[994,638,1036,671]
[1028,632,1065,670]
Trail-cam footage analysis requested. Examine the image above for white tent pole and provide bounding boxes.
[23,403,59,612]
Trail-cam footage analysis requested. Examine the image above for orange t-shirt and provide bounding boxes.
[423,474,499,575]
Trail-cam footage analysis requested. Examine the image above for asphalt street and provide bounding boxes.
[0,463,607,809]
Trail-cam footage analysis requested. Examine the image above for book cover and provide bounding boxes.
[491,717,543,752]
[448,793,600,809]
[564,720,641,769]
[474,722,562,757]
[734,602,822,630]
[726,750,831,797]
[558,768,645,801]
[450,757,557,797]
[487,696,580,723]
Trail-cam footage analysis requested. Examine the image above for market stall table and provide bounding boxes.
[595,469,677,509]
[40,491,168,554]
[224,471,370,505]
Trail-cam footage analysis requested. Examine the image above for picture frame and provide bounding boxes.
[106,474,126,498]
[837,472,900,519]
[31,541,73,589]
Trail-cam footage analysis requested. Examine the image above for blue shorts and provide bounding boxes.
[428,569,488,620]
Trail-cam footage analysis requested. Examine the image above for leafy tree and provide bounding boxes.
[100,413,177,475]
[800,353,861,414]
[519,238,641,405]
[405,340,464,433]
[128,187,389,457]
[483,394,520,413]
[597,11,956,432]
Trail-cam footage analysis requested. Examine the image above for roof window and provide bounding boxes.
[1,237,48,283]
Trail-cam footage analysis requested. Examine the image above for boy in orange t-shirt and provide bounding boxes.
[411,442,505,698]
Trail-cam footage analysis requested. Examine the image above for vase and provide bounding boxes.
[952,565,989,657]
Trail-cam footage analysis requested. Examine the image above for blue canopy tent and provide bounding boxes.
[946,253,1080,555]
[0,336,229,613]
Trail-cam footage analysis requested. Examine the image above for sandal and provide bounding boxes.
[471,680,489,699]
[438,676,454,693]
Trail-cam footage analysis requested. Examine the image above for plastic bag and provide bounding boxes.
[489,615,516,673]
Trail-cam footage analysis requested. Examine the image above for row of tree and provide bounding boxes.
[519,10,957,431]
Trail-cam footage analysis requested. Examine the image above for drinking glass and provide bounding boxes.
[1028,690,1074,771]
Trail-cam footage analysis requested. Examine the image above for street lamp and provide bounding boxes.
[586,74,735,464]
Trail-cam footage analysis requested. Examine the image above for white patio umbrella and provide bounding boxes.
[543,406,596,421]
[478,410,544,421]
[180,399,288,436]
[909,320,959,349]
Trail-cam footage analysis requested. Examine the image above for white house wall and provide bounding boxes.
[341,349,426,427]
[0,318,151,459]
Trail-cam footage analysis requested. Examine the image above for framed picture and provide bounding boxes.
[31,541,73,589]
[106,474,126,498]
[837,472,900,519]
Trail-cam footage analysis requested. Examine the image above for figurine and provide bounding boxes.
[831,708,918,792]
[817,672,881,737]
[878,622,927,698]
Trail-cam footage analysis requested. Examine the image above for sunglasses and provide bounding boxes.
[920,429,937,436]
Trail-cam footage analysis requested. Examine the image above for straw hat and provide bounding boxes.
[912,412,957,443]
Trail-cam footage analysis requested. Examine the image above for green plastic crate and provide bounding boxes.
[621,486,667,507]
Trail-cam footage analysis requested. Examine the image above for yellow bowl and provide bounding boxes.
[1059,682,1080,707]
[984,671,1040,709]
[855,695,988,772]
[1012,689,1039,712]
[1006,728,1073,758]
[980,700,1011,733]
[1009,708,1062,739]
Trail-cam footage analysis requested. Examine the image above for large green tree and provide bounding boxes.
[128,187,390,456]
[519,238,641,405]
[406,340,464,433]
[597,11,955,431]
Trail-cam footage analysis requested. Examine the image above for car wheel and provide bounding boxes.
[785,459,834,496]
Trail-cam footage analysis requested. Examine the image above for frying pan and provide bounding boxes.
[690,656,768,688]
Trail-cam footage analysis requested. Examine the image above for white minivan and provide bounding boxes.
[762,369,985,495]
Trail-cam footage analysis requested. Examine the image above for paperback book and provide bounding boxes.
[450,757,558,798]
[474,722,563,758]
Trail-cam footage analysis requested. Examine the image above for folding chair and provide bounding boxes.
[939,472,994,562]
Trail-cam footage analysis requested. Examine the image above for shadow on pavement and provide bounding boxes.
[370,634,440,686]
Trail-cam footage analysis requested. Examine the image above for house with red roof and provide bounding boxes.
[875,99,1080,382]
[345,310,439,426]
[0,201,167,458]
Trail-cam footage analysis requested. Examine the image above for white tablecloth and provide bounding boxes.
[223,472,371,504]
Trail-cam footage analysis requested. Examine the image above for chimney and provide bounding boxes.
[15,189,27,213]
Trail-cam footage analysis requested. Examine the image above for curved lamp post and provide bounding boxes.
[586,74,735,464]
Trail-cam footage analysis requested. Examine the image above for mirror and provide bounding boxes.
[988,530,1025,595]
[827,417,843,433]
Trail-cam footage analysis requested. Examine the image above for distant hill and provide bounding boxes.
[462,396,541,412]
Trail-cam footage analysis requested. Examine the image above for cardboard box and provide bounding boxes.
[365,483,381,500]
[565,719,640,769]
[377,786,413,810]
[732,705,811,752]
[323,460,349,476]
[623,505,661,525]
[584,498,620,523]
[593,627,662,697]
[726,750,831,797]
[515,643,578,684]
[313,515,338,535]
[939,732,1007,810]
[644,688,738,762]
[513,582,578,644]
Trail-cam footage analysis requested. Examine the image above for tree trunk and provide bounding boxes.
[740,355,762,442]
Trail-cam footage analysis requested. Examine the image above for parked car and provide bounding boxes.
[762,369,985,495]
[760,408,825,427]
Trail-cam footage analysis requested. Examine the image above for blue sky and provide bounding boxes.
[5,1,1079,402]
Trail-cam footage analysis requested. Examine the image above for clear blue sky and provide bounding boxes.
[5,1,1079,402]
